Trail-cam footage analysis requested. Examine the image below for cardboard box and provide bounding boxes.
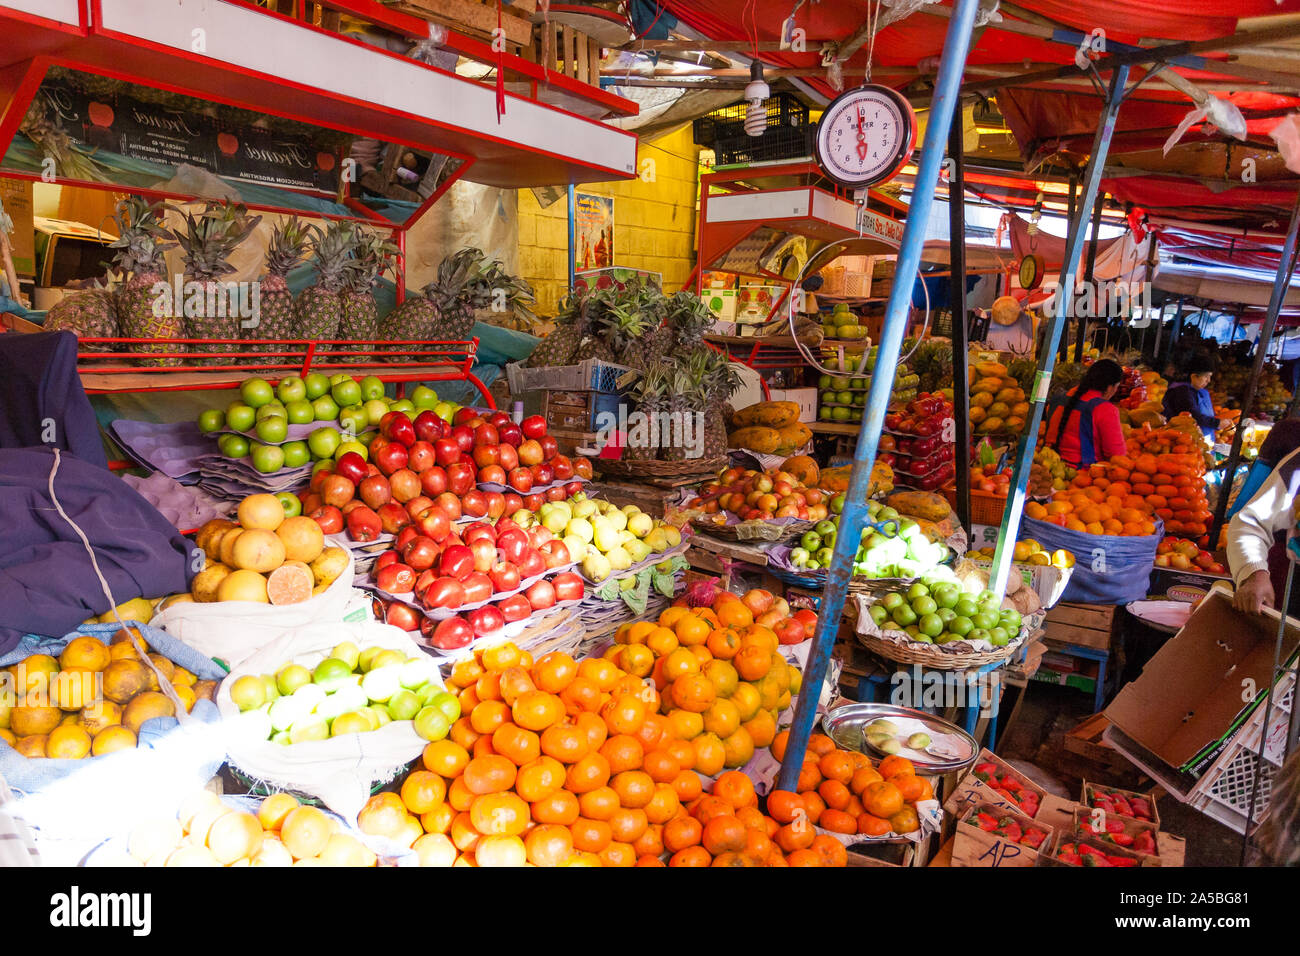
[967,557,1072,610]
[953,802,1055,867]
[703,288,737,322]
[1042,827,1159,867]
[767,387,818,424]
[1104,583,1300,775]
[1148,563,1231,603]
[943,748,1046,819]
[736,284,781,321]
[1081,780,1160,829]
[1072,807,1161,863]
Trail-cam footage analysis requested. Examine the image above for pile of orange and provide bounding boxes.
[768,731,933,838]
[364,637,840,867]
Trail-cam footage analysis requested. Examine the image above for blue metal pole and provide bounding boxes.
[986,65,1130,599]
[775,0,984,793]
[567,184,577,289]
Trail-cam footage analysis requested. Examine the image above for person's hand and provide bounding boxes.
[1234,570,1275,615]
[1219,418,1234,430]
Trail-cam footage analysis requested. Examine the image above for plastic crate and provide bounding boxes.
[506,358,631,396]
[692,92,809,145]
[941,483,1008,526]
[713,126,817,166]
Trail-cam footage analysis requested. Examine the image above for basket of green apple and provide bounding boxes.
[851,571,1027,669]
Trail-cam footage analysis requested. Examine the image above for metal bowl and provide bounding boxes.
[822,702,980,775]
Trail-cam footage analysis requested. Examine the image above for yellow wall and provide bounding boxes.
[517,126,701,316]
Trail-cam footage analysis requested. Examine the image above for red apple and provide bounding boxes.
[490,561,521,593]
[451,425,474,454]
[359,474,391,509]
[518,548,546,580]
[473,423,499,447]
[404,495,434,520]
[309,468,333,494]
[498,423,523,448]
[384,601,421,632]
[518,439,544,466]
[321,474,356,508]
[503,493,523,516]
[527,526,554,548]
[416,506,452,542]
[551,455,574,481]
[439,544,474,581]
[413,568,437,600]
[540,435,558,461]
[429,616,473,649]
[532,462,554,486]
[472,444,500,469]
[574,458,593,480]
[402,535,440,572]
[333,452,368,485]
[376,562,416,594]
[478,465,507,486]
[461,489,489,518]
[374,550,399,572]
[453,408,479,426]
[523,493,545,512]
[508,467,534,494]
[462,523,496,546]
[420,465,448,497]
[346,505,382,542]
[467,604,506,640]
[433,492,463,522]
[407,440,435,473]
[309,504,343,535]
[461,572,493,604]
[545,485,567,503]
[394,525,419,553]
[538,539,570,570]
[374,442,408,477]
[414,410,443,443]
[423,576,466,610]
[564,481,584,498]
[489,411,511,430]
[446,462,476,496]
[774,618,807,645]
[524,579,556,611]
[388,468,420,503]
[301,492,323,515]
[377,501,410,535]
[497,443,519,472]
[382,411,416,447]
[552,571,584,603]
[433,437,460,468]
[521,414,547,440]
[485,491,506,520]
[497,593,532,623]
[469,539,496,574]
[341,499,367,517]
[496,527,529,563]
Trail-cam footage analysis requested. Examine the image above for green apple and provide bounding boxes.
[363,399,389,426]
[218,433,250,459]
[359,375,385,401]
[331,641,361,669]
[911,595,937,616]
[275,663,312,696]
[255,403,286,422]
[433,401,456,423]
[276,491,303,518]
[226,402,256,432]
[307,426,341,460]
[387,689,420,721]
[890,604,917,627]
[918,613,944,638]
[428,691,461,724]
[288,715,329,744]
[197,409,225,433]
[953,597,979,618]
[255,416,288,444]
[338,405,368,436]
[250,443,285,474]
[331,378,362,407]
[285,399,315,425]
[336,439,367,462]
[411,385,439,409]
[277,376,307,404]
[311,394,340,422]
[357,646,383,673]
[303,371,330,400]
[800,531,821,552]
[281,441,310,469]
[240,377,275,408]
[390,399,416,415]
[949,616,974,637]
[413,705,451,742]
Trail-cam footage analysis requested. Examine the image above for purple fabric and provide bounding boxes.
[0,447,199,654]
[0,330,107,469]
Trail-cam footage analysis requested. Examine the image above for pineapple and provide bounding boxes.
[594,301,651,367]
[660,364,694,461]
[252,217,310,353]
[684,346,738,460]
[375,287,436,364]
[668,290,715,351]
[525,291,587,368]
[624,363,669,461]
[174,201,261,360]
[424,247,480,343]
[341,229,399,362]
[110,197,180,367]
[44,286,119,347]
[294,219,355,346]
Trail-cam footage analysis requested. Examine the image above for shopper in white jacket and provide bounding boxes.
[1228,446,1300,614]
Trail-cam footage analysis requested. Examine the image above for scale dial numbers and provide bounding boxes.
[815,85,917,189]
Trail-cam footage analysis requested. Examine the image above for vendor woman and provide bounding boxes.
[1162,354,1226,441]
[1043,359,1127,467]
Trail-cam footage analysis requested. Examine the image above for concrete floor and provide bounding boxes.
[996,681,1248,867]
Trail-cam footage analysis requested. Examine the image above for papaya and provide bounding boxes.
[978,416,1004,433]
[987,402,1011,420]
[885,490,951,522]
[971,392,993,409]
[994,388,1020,405]
[969,407,987,425]
[976,361,1008,378]
[731,401,800,429]
[773,422,812,456]
[728,426,782,454]
[782,454,820,488]
[974,377,1004,394]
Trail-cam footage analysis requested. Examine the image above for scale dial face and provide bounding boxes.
[814,84,917,189]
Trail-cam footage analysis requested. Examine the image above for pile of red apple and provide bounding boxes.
[1154,536,1227,575]
[687,467,830,522]
[300,407,593,544]
[879,394,955,490]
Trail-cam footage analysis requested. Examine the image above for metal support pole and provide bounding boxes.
[1060,173,1079,361]
[775,0,984,794]
[567,184,577,290]
[1139,235,1157,362]
[1074,188,1107,362]
[1210,191,1300,546]
[986,65,1130,600]
[949,104,972,536]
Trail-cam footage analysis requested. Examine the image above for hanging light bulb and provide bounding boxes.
[744,61,770,137]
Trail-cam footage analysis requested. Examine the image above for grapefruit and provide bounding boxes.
[78,700,123,735]
[11,704,60,737]
[218,528,245,566]
[15,735,47,757]
[52,670,99,711]
[196,518,238,557]
[276,516,325,563]
[231,529,286,573]
[102,659,151,704]
[60,637,111,673]
[237,494,285,531]
[318,833,377,867]
[257,793,300,831]
[190,563,232,603]
[267,562,313,606]
[217,569,269,603]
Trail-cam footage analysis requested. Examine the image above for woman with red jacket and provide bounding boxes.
[1043,359,1127,468]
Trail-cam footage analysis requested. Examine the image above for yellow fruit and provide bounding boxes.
[318,832,377,867]
[51,669,99,711]
[45,724,91,759]
[280,805,333,860]
[10,703,60,737]
[102,659,151,704]
[91,725,137,755]
[237,494,286,531]
[123,691,175,734]
[276,516,325,564]
[206,810,264,864]
[231,529,286,573]
[1052,549,1076,569]
[257,793,300,831]
[191,564,232,603]
[216,569,270,603]
[59,637,111,673]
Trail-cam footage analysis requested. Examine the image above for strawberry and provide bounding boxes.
[1000,775,1024,794]
[999,821,1023,843]
[1109,832,1134,847]
[1083,853,1112,866]
[1106,819,1124,834]
[1130,797,1152,819]
[976,812,999,832]
[1132,831,1156,855]
[1022,828,1047,849]
[1108,855,1138,867]
[973,762,998,782]
[1113,794,1135,817]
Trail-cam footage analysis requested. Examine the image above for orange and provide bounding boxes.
[578,786,620,821]
[530,651,577,694]
[450,657,484,688]
[743,827,774,861]
[512,691,564,732]
[599,734,644,773]
[475,671,502,702]
[611,770,655,809]
[400,770,446,815]
[539,722,589,764]
[801,790,826,824]
[609,807,648,843]
[469,699,509,736]
[713,770,756,810]
[662,738,695,767]
[702,699,741,738]
[463,754,517,795]
[633,822,665,858]
[878,754,915,779]
[450,718,480,751]
[473,735,496,758]
[891,773,926,803]
[819,808,857,833]
[574,711,608,751]
[819,750,854,785]
[469,792,529,836]
[671,769,703,803]
[525,823,574,867]
[669,845,712,867]
[643,783,681,824]
[636,854,666,866]
[714,595,753,628]
[665,708,703,740]
[889,806,920,833]
[787,848,822,867]
[491,723,540,765]
[691,794,734,823]
[559,676,601,715]
[671,674,716,713]
[850,766,884,794]
[742,709,777,748]
[818,778,851,811]
[633,714,668,751]
[570,817,612,853]
[771,730,791,762]
[577,658,621,692]
[565,752,611,794]
[447,775,475,812]
[733,645,772,681]
[701,814,747,855]
[420,803,455,835]
[661,647,699,682]
[674,614,711,647]
[766,789,804,824]
[862,780,904,818]
[774,821,814,853]
[598,841,636,867]
[515,755,565,802]
[663,815,703,852]
[797,760,822,793]
[601,694,647,736]
[690,733,726,776]
[530,790,580,826]
[706,627,742,660]
[616,644,654,678]
[618,620,656,645]
[497,666,536,706]
[644,626,679,658]
[811,833,848,867]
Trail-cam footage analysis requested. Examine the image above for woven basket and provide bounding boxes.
[846,597,1026,670]
[597,455,728,479]
[767,565,914,596]
[691,516,812,544]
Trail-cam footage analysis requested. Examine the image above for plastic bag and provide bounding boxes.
[151,546,355,671]
[1018,515,1160,605]
[216,620,438,825]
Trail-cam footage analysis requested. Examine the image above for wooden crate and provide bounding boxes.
[389,0,534,48]
[533,20,603,85]
[1043,602,1116,652]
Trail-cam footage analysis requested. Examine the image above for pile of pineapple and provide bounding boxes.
[45,198,532,366]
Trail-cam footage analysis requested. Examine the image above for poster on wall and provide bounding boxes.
[574,193,614,273]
